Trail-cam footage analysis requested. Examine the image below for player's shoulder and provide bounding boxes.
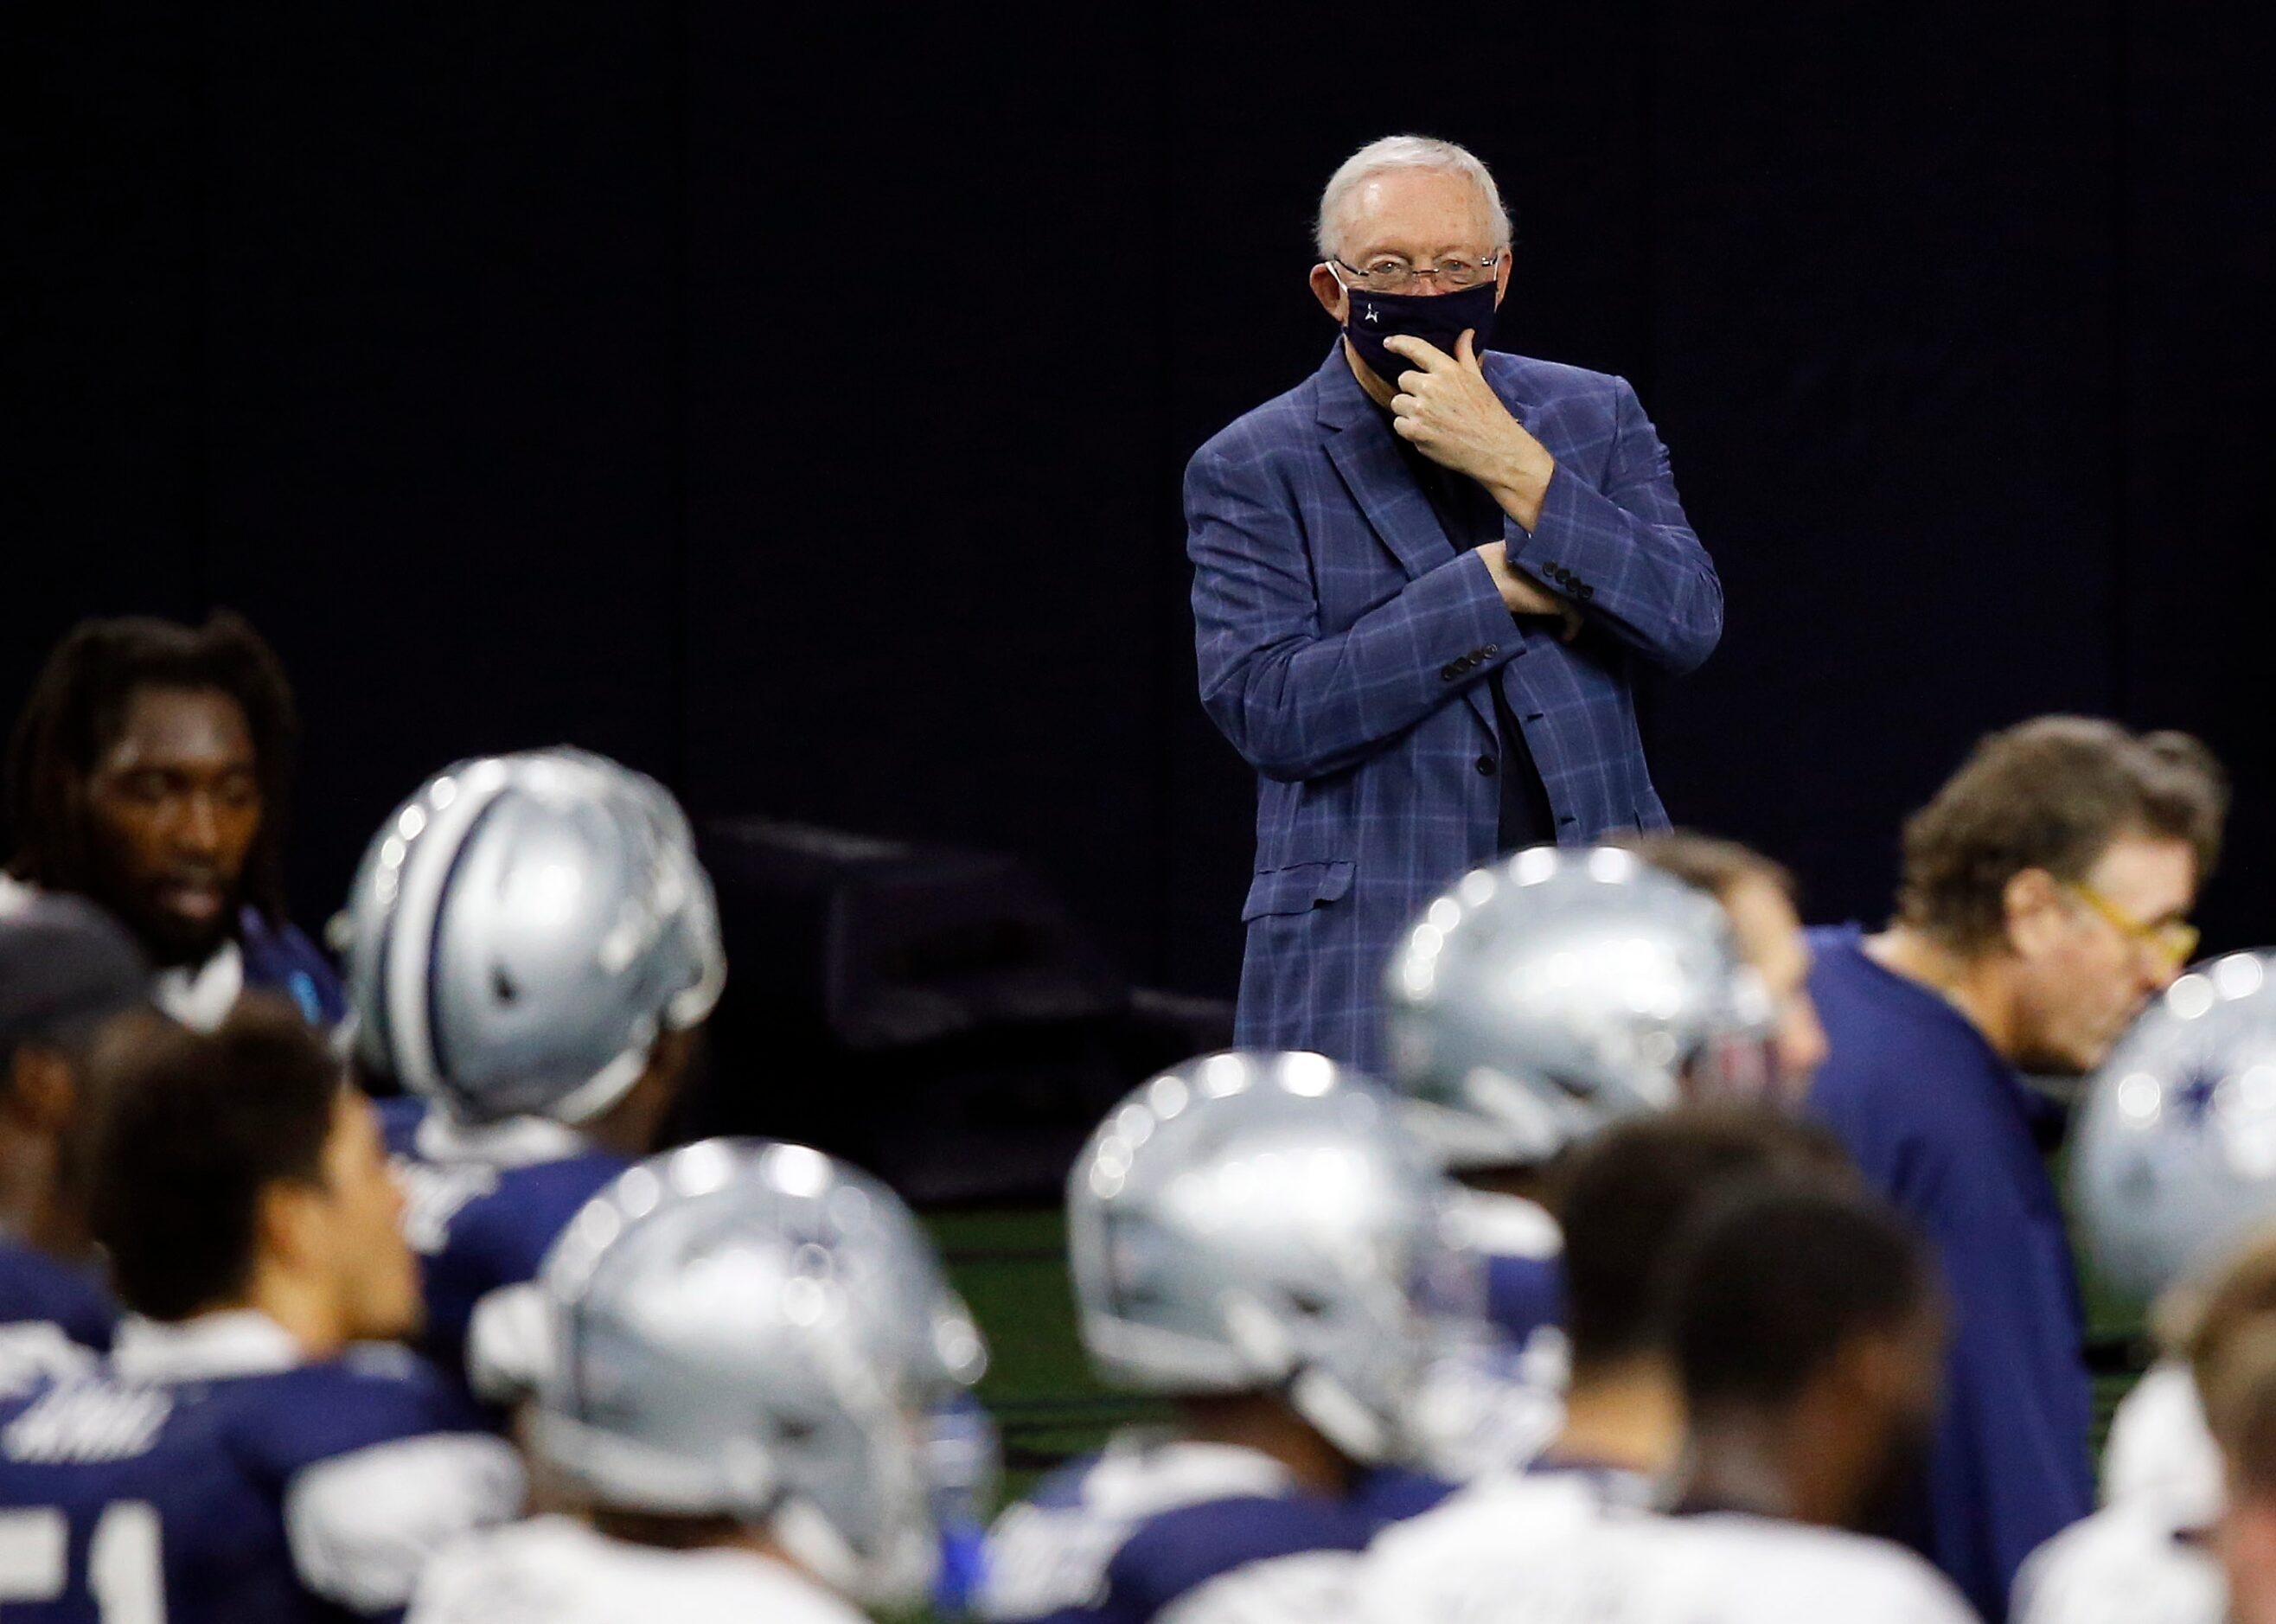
[1365,1468,1620,1576]
[219,1343,488,1474]
[393,1103,625,1269]
[451,1150,626,1266]
[413,1516,864,1624]
[0,1369,176,1470]
[2102,1359,2222,1517]
[2013,1499,2225,1624]
[1356,1469,1643,1624]
[1669,1515,1977,1621]
[982,1441,1343,1623]
[1108,1482,1375,1591]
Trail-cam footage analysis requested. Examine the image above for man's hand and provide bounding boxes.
[1478,542,1582,642]
[1385,330,1557,531]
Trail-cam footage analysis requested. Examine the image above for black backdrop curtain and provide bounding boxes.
[5,2,2272,995]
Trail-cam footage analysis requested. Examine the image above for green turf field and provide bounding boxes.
[933,1155,2159,1516]
[927,1208,1167,1502]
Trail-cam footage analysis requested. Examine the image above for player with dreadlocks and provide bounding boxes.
[3,612,342,1029]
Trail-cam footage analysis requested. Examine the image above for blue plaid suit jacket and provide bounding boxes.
[1187,342,1721,1075]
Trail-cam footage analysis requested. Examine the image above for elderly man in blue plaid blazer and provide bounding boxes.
[1188,136,1723,1075]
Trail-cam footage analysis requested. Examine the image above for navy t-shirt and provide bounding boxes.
[1804,926,2093,1622]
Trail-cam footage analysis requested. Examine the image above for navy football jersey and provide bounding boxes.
[0,1311,522,1621]
[1412,1192,1570,1480]
[0,1242,118,1392]
[1483,1250,1563,1348]
[377,1097,626,1394]
[980,1436,1450,1624]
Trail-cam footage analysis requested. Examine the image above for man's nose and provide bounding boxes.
[1782,996,1831,1086]
[176,791,223,856]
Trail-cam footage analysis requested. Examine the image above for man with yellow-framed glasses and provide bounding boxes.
[1802,716,2229,1622]
[2060,877,2201,977]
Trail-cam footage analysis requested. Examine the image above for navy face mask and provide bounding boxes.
[1341,279,1499,391]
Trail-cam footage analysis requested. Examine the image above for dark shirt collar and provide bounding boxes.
[1821,924,2068,1139]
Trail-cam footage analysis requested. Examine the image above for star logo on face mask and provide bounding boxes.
[1363,307,1380,323]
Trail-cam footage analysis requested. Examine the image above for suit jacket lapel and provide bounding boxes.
[1314,340,1544,578]
[1325,430,1454,585]
[1317,347,1450,585]
[1312,342,1510,740]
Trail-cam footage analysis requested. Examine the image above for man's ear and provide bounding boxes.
[2003,867,2068,960]
[256,1180,325,1279]
[1835,1332,1918,1412]
[1309,262,1350,324]
[1492,249,1512,310]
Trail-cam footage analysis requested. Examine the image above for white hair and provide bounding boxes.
[1314,134,1512,262]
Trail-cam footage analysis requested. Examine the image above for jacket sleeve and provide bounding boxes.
[1186,439,1522,784]
[1508,376,1722,676]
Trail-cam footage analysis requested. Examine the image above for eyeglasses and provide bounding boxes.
[1329,252,1505,295]
[2062,880,2199,970]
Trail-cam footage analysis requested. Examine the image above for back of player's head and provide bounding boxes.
[1067,1051,1461,1465]
[1383,846,1784,1169]
[343,748,725,1127]
[2073,954,2276,1305]
[2202,1323,2276,1622]
[88,998,340,1320]
[1663,1182,1937,1420]
[2183,1232,2276,1386]
[2204,1322,2276,1495]
[2185,1233,2276,1486]
[0,895,150,1077]
[535,1138,988,1608]
[1557,1105,1852,1375]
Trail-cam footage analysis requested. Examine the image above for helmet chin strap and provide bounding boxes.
[1221,1288,1398,1467]
[770,1493,936,1611]
[1288,1367,1392,1465]
[547,1031,653,1126]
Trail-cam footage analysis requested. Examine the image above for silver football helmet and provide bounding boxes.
[1068,1050,1468,1465]
[343,748,725,1125]
[1383,844,1779,1168]
[534,1137,989,1608]
[2073,951,2276,1304]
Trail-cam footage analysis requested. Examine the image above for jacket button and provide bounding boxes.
[1474,756,1498,776]
[1482,643,1499,657]
[1579,584,1595,601]
[1440,665,1459,681]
